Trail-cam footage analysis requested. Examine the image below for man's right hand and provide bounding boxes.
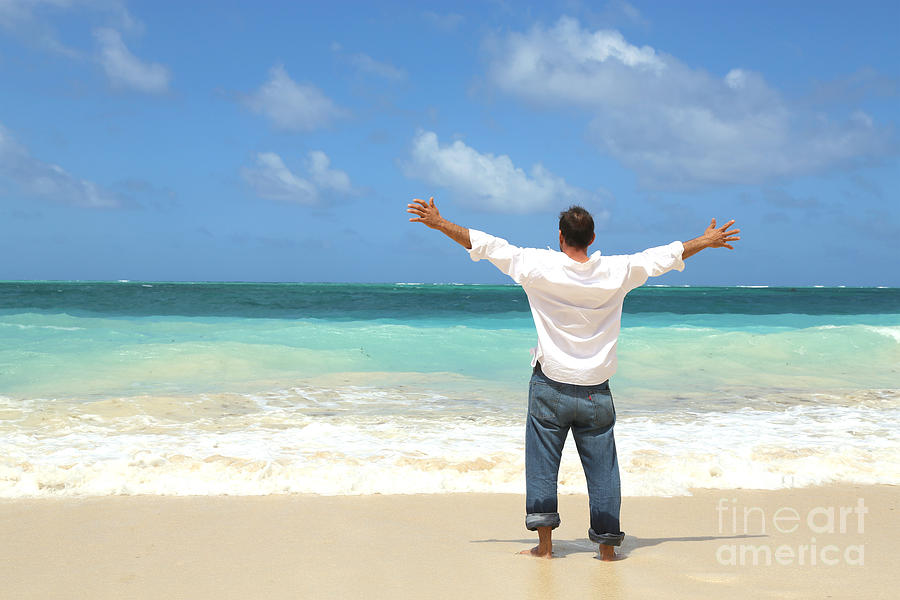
[406,196,472,249]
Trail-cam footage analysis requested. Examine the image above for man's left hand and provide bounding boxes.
[407,197,444,230]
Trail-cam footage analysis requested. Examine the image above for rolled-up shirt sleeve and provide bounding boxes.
[467,229,532,284]
[624,241,685,291]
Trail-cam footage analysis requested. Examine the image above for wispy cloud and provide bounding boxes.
[592,1,648,28]
[615,1,646,25]
[0,122,119,208]
[1,2,168,95]
[94,28,170,94]
[402,130,609,215]
[485,16,893,188]
[0,0,138,57]
[807,67,898,107]
[349,52,406,81]
[241,151,355,205]
[243,65,346,132]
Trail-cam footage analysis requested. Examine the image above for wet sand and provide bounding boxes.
[1,485,896,599]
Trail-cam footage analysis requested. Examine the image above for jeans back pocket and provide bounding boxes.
[528,380,559,423]
[588,384,615,427]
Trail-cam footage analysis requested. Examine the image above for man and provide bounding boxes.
[406,197,740,560]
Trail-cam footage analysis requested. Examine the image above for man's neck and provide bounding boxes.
[562,247,591,263]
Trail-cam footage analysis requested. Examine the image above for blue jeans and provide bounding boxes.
[525,364,625,546]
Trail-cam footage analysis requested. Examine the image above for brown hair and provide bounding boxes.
[558,205,594,249]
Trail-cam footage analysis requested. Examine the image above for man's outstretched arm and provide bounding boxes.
[682,219,741,260]
[407,197,472,249]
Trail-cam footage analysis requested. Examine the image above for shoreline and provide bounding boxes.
[2,484,896,599]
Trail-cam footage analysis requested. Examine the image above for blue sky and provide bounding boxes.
[1,0,897,285]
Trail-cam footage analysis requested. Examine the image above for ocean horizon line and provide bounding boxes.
[0,280,897,290]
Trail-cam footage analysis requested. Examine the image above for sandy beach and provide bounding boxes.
[1,484,895,599]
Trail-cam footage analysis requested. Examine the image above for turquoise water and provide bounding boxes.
[0,283,897,497]
[2,283,897,398]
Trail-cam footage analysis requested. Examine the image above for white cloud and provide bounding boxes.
[244,65,346,132]
[241,153,316,204]
[485,16,892,188]
[94,28,170,94]
[349,52,406,81]
[306,151,353,194]
[403,130,606,214]
[241,151,354,205]
[0,122,119,207]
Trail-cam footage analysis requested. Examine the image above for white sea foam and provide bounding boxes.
[0,386,896,498]
[0,323,84,331]
[865,326,900,343]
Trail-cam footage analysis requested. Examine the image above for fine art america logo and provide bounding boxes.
[715,498,867,567]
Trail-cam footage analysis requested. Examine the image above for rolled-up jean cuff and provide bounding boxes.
[525,512,561,530]
[588,529,625,546]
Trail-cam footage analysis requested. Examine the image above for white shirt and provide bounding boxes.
[467,229,685,385]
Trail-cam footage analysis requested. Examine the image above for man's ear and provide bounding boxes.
[590,233,596,246]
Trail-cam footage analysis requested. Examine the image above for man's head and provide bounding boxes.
[558,205,595,251]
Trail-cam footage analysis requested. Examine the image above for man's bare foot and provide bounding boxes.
[518,545,552,558]
[518,526,553,558]
[597,544,619,561]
